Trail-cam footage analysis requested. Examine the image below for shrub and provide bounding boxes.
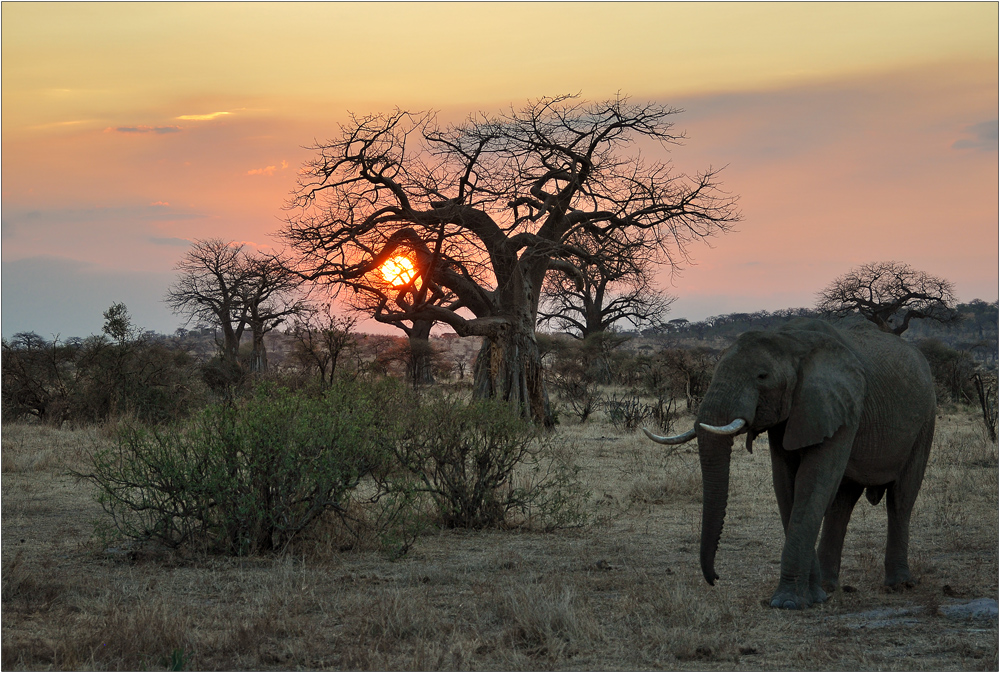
[916,338,978,404]
[387,395,586,529]
[541,334,604,422]
[972,372,998,442]
[1,332,79,424]
[605,393,653,431]
[80,379,403,554]
[74,336,206,425]
[1,306,206,427]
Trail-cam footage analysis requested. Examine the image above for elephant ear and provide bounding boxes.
[783,341,865,451]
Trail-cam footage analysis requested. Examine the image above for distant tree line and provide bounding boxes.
[2,304,204,425]
[4,296,996,442]
[640,300,997,364]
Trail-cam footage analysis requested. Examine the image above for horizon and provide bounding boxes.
[3,3,997,340]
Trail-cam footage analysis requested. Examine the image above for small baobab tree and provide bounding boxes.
[340,247,462,385]
[166,239,250,365]
[817,261,960,335]
[166,239,307,372]
[238,253,308,373]
[537,233,675,338]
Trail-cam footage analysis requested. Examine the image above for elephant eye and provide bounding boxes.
[757,372,768,380]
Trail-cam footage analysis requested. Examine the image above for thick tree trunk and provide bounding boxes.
[220,324,242,365]
[472,320,553,427]
[407,320,435,386]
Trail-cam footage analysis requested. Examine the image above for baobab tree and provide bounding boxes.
[339,246,463,385]
[817,261,959,335]
[282,95,739,425]
[166,239,307,371]
[239,253,309,372]
[537,233,675,338]
[166,239,250,364]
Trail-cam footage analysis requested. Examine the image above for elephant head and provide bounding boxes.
[645,323,866,586]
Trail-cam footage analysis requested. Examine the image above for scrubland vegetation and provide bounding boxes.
[3,299,998,670]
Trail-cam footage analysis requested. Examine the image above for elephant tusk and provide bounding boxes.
[699,418,748,436]
[642,427,697,445]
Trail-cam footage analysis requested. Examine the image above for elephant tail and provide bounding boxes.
[865,485,887,506]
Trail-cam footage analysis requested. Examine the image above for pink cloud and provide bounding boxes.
[246,160,288,176]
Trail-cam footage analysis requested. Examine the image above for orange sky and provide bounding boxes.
[2,2,997,337]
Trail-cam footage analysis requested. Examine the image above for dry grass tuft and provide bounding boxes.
[1,551,68,614]
[628,471,701,505]
[620,573,740,664]
[498,579,601,660]
[1,423,104,474]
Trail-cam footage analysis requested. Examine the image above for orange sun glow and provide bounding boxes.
[380,256,416,286]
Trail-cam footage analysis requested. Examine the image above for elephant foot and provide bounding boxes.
[769,586,828,610]
[883,579,917,593]
[768,587,827,610]
[769,595,804,610]
[884,568,916,591]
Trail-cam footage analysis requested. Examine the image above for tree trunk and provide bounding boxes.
[248,329,268,373]
[406,320,435,386]
[219,323,242,365]
[472,320,553,427]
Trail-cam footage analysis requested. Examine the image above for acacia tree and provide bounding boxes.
[289,304,359,385]
[817,261,960,335]
[282,95,739,425]
[537,233,675,338]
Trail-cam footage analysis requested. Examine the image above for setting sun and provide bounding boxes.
[379,256,416,287]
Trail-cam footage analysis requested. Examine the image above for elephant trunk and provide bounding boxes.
[689,367,757,585]
[698,433,733,585]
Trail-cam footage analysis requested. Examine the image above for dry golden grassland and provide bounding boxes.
[2,406,997,671]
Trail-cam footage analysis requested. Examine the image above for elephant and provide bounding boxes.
[644,318,936,609]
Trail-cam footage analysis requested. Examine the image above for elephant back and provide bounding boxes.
[843,322,936,457]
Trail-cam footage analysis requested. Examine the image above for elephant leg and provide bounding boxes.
[769,424,855,609]
[768,426,797,533]
[769,427,825,605]
[884,419,933,588]
[818,478,864,592]
[883,485,915,588]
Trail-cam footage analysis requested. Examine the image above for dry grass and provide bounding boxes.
[2,407,997,671]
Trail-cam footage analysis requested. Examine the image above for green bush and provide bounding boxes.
[1,305,207,427]
[916,338,978,404]
[388,395,586,530]
[81,379,403,554]
[81,382,585,558]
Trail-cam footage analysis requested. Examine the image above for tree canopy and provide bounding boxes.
[816,261,959,335]
[282,95,740,424]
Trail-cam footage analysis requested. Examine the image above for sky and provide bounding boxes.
[2,2,997,339]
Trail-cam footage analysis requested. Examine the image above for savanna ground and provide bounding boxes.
[2,404,997,671]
